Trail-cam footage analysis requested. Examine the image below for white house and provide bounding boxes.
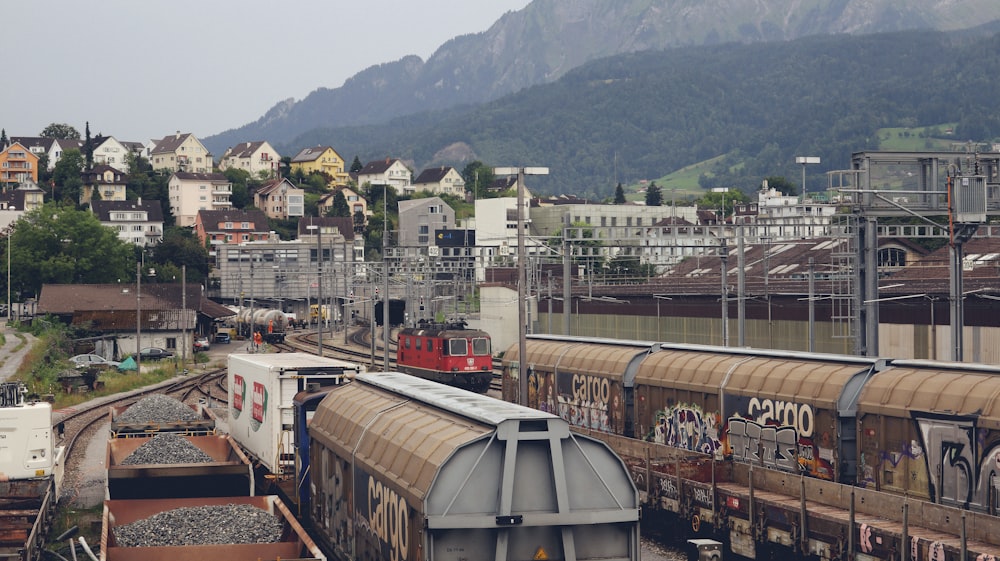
[357,158,411,194]
[150,132,212,173]
[218,141,281,177]
[90,199,164,247]
[168,172,233,227]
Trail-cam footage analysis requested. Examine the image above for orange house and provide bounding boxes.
[0,142,40,189]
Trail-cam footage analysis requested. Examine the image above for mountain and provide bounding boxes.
[285,27,1000,197]
[202,0,1000,155]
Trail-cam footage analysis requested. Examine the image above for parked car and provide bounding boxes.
[70,354,121,369]
[193,337,211,351]
[214,332,231,344]
[135,347,174,361]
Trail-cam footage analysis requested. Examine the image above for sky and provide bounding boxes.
[3,0,532,143]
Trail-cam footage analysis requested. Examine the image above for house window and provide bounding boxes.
[166,338,177,350]
[224,222,233,229]
[241,222,250,229]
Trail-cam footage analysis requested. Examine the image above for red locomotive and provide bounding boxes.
[396,319,494,393]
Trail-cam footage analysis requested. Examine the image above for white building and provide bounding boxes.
[168,172,233,227]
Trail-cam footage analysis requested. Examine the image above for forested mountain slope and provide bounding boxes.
[203,0,1000,154]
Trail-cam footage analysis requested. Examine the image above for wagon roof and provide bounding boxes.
[636,349,873,407]
[858,363,1000,423]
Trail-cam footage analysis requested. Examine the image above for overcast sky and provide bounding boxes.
[3,0,532,143]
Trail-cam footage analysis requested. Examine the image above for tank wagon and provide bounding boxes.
[396,319,494,393]
[305,371,640,561]
[235,307,288,343]
[228,353,362,485]
[0,382,64,561]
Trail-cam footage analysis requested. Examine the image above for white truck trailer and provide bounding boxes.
[227,353,363,477]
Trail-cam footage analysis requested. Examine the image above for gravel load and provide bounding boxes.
[120,433,215,465]
[114,503,284,547]
[117,394,199,423]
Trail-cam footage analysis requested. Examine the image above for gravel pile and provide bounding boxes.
[114,503,284,547]
[120,433,215,465]
[117,394,199,423]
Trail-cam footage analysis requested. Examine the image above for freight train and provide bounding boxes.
[501,334,1000,515]
[235,307,289,343]
[0,382,64,561]
[100,392,324,561]
[395,319,494,393]
[222,352,641,561]
[301,371,641,561]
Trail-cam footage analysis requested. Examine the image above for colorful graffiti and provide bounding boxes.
[647,403,722,456]
[549,372,623,434]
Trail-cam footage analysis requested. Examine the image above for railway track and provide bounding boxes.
[53,368,227,506]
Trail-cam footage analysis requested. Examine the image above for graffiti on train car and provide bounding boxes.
[724,396,836,478]
[544,372,624,433]
[647,403,722,456]
[912,413,1000,511]
[354,469,410,561]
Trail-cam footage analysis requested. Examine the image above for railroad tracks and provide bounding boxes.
[53,368,227,506]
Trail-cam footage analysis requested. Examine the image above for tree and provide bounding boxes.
[350,156,364,173]
[461,161,495,198]
[51,149,85,204]
[83,121,94,169]
[695,189,750,219]
[0,129,7,147]
[764,176,798,196]
[40,123,80,139]
[149,227,211,284]
[645,183,663,206]
[614,183,626,204]
[327,190,350,217]
[6,202,135,297]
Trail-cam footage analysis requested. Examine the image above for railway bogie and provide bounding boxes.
[396,319,493,393]
[306,372,640,561]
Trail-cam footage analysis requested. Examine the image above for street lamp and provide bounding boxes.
[795,156,820,202]
[494,165,549,405]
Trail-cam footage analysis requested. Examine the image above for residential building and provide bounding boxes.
[45,139,83,171]
[412,166,465,197]
[80,164,128,204]
[149,132,212,173]
[737,184,840,240]
[218,141,281,177]
[168,172,233,227]
[0,179,45,212]
[289,145,349,185]
[90,136,131,173]
[253,178,305,220]
[317,186,367,226]
[194,209,271,247]
[0,142,39,189]
[530,200,703,271]
[357,158,411,194]
[9,137,53,160]
[397,197,455,249]
[90,199,164,247]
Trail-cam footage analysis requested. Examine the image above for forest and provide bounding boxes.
[283,28,1000,198]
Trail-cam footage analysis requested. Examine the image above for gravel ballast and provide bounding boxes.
[113,503,284,547]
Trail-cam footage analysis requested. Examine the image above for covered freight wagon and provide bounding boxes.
[307,371,640,561]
